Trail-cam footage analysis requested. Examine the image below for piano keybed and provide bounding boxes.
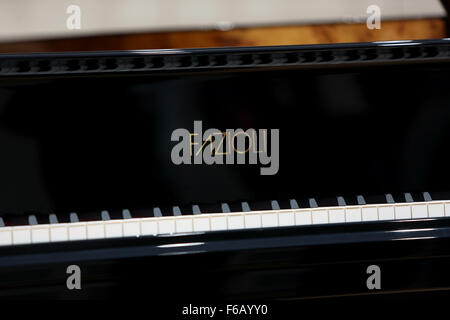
[1,192,448,246]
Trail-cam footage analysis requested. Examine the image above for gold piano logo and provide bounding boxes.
[171,121,279,175]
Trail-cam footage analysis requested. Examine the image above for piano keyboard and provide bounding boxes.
[1,192,449,246]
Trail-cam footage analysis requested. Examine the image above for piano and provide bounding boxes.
[1,39,450,305]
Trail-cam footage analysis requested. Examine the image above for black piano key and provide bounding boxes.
[0,191,440,230]
[70,212,80,222]
[386,193,396,203]
[271,200,280,210]
[192,205,201,215]
[404,193,414,202]
[28,215,38,225]
[122,209,132,219]
[308,198,318,208]
[356,195,366,205]
[337,196,347,206]
[172,206,182,216]
[423,192,432,201]
[49,214,58,224]
[289,199,299,209]
[241,202,251,212]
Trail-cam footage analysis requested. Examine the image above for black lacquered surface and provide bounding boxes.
[1,63,450,215]
[1,218,450,300]
[1,43,450,302]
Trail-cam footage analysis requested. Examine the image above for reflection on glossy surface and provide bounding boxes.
[1,64,450,215]
[1,218,450,299]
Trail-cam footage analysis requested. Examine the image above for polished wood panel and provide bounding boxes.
[0,18,445,53]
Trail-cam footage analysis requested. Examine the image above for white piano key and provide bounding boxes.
[50,225,69,242]
[411,204,428,218]
[296,210,312,225]
[261,212,278,227]
[123,221,140,237]
[210,215,227,231]
[87,221,105,239]
[445,203,450,216]
[68,223,87,241]
[193,217,210,232]
[245,214,262,229]
[105,221,123,238]
[278,212,295,226]
[346,208,362,222]
[0,228,12,246]
[395,205,411,219]
[362,207,378,221]
[429,203,445,217]
[379,205,395,220]
[31,227,50,243]
[312,210,328,224]
[228,215,245,230]
[175,218,193,233]
[329,209,345,223]
[141,219,158,235]
[159,219,175,234]
[12,227,31,245]
[2,199,450,247]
